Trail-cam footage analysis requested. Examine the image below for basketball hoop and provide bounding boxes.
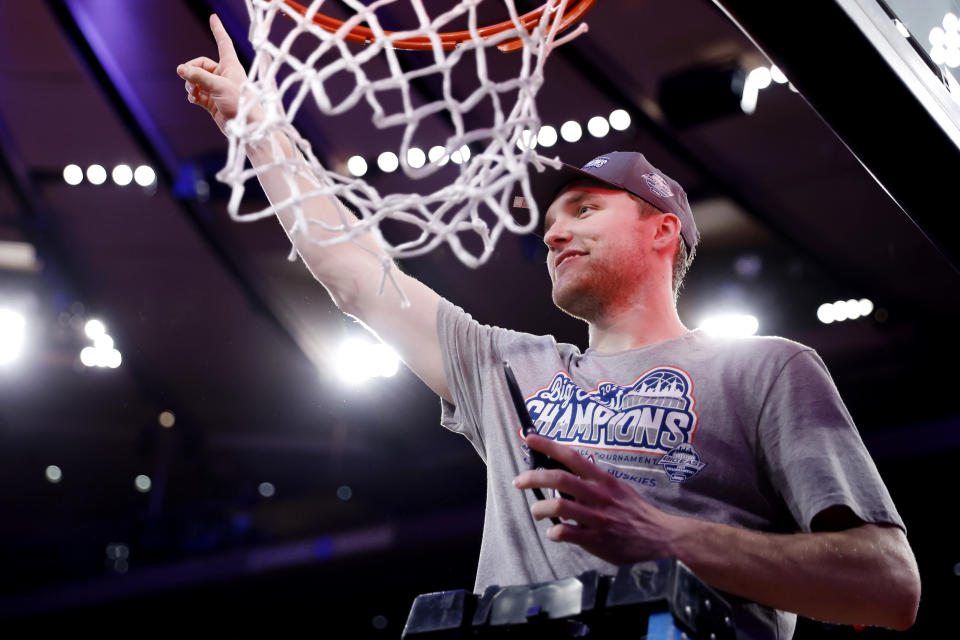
[218,0,596,304]
[280,0,598,51]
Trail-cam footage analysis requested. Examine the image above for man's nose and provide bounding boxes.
[544,219,572,250]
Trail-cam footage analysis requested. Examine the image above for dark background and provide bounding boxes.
[0,0,958,637]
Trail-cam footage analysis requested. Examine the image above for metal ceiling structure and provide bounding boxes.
[0,0,958,636]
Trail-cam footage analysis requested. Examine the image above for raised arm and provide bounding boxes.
[178,14,451,402]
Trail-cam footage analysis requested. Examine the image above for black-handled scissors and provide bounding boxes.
[503,361,574,526]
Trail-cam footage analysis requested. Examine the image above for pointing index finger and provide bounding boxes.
[209,14,239,63]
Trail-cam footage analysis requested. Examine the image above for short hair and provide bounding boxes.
[629,194,696,301]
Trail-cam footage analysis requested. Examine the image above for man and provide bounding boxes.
[179,15,920,638]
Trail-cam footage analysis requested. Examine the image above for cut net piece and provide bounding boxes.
[217,0,590,305]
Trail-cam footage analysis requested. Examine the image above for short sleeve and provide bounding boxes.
[436,299,512,461]
[757,349,904,533]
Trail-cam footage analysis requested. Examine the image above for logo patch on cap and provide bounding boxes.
[642,173,673,199]
[582,156,609,170]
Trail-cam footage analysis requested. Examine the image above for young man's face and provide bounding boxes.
[542,184,664,321]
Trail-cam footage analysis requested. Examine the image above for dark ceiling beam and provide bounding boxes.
[712,0,960,273]
[46,0,321,366]
[0,90,183,473]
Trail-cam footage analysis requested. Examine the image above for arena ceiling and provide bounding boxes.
[0,0,958,635]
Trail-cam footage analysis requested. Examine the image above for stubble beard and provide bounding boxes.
[552,263,617,322]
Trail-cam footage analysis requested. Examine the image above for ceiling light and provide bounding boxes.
[608,109,631,130]
[334,338,400,384]
[0,308,26,365]
[770,65,788,84]
[63,164,83,185]
[560,120,582,143]
[134,474,152,493]
[406,147,426,169]
[258,482,276,498]
[346,155,368,177]
[816,303,836,324]
[85,319,106,339]
[134,165,156,187]
[587,116,610,138]
[428,145,448,166]
[112,164,133,186]
[537,125,558,147]
[86,164,107,185]
[377,151,399,173]
[451,145,470,164]
[516,129,537,150]
[740,67,774,115]
[698,313,759,338]
[45,465,63,483]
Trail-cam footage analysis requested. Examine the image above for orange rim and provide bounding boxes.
[280,0,597,52]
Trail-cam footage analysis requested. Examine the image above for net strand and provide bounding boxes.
[219,0,586,299]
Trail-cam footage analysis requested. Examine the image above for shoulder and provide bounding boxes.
[682,331,825,386]
[438,298,581,356]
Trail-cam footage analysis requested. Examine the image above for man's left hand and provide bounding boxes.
[513,433,688,565]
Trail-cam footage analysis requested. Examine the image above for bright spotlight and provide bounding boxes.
[85,319,106,339]
[451,145,470,164]
[516,129,538,150]
[698,313,759,338]
[134,474,152,493]
[112,164,133,186]
[134,165,156,187]
[832,300,850,322]
[560,120,582,143]
[334,338,401,384]
[94,333,114,351]
[346,155,368,177]
[105,348,122,369]
[608,109,631,130]
[428,145,448,166]
[258,482,276,498]
[63,164,83,185]
[858,298,874,317]
[80,346,98,367]
[406,147,426,169]
[0,309,26,365]
[86,164,107,185]
[816,303,836,324]
[45,465,63,483]
[537,125,558,147]
[587,116,610,138]
[770,65,788,84]
[377,151,399,173]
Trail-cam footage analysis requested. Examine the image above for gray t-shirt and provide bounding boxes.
[437,299,903,640]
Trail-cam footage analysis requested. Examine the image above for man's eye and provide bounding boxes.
[578,206,592,215]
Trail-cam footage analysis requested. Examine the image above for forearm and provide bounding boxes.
[669,518,920,629]
[242,125,397,311]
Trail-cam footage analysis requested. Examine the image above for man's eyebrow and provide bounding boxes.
[543,190,593,231]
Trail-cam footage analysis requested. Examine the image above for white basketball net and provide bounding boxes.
[217,0,588,303]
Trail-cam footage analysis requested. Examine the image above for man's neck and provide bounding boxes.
[586,293,689,353]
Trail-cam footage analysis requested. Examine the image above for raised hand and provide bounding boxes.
[513,433,687,566]
[177,14,254,134]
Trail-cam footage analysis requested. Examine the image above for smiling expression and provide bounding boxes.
[542,184,664,320]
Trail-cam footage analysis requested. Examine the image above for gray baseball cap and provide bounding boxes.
[519,151,700,254]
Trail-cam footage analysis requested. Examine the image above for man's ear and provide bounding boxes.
[652,213,682,251]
